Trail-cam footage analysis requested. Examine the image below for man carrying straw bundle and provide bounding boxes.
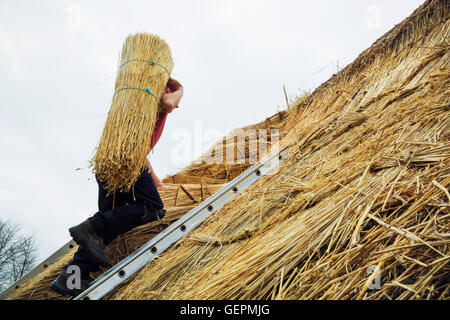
[50,77,183,297]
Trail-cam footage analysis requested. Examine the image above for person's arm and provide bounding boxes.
[145,158,165,189]
[143,78,183,190]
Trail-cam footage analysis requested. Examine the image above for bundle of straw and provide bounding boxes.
[91,33,173,193]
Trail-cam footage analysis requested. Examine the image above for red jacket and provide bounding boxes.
[149,112,168,151]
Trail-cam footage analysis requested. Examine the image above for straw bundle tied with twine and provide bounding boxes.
[91,33,173,194]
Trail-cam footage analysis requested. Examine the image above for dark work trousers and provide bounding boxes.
[65,167,164,279]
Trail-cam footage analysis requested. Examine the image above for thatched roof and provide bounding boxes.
[7,0,449,300]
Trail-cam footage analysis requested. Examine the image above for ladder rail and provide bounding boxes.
[74,141,293,300]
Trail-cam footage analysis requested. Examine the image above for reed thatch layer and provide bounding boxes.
[110,0,449,300]
[92,33,173,194]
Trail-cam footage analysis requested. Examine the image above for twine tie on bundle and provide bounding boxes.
[120,59,170,76]
[113,87,158,103]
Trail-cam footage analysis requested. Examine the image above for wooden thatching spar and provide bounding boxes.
[92,33,174,194]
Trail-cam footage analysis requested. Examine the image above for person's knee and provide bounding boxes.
[155,199,164,212]
[141,204,165,225]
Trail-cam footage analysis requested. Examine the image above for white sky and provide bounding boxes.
[0,0,424,263]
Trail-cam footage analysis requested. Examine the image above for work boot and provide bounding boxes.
[50,269,90,297]
[69,220,112,267]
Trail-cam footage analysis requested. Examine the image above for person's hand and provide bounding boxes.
[159,78,183,113]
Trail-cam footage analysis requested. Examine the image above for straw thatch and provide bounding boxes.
[92,33,173,194]
[5,0,449,300]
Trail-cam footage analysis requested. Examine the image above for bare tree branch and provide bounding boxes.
[0,218,38,292]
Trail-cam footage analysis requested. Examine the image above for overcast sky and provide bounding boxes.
[0,0,424,264]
